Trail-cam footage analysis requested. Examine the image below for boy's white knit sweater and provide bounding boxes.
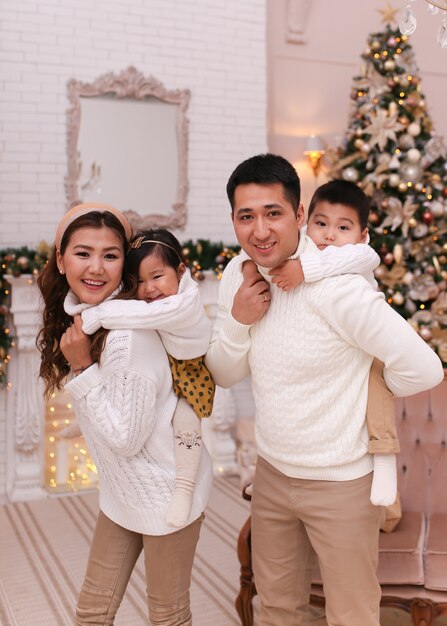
[64,288,213,536]
[205,234,444,481]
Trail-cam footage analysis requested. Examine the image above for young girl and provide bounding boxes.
[120,229,215,528]
[37,203,213,625]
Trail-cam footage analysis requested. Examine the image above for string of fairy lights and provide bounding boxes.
[1,239,240,492]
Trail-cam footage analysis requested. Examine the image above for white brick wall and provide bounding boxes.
[0,0,267,248]
[0,0,267,497]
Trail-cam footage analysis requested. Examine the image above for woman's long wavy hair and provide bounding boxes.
[37,211,135,397]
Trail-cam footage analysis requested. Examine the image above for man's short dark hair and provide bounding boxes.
[226,153,301,215]
[308,180,370,230]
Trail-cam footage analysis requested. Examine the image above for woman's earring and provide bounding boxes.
[59,269,64,275]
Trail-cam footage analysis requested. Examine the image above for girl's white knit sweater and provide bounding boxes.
[64,288,213,536]
[205,234,444,481]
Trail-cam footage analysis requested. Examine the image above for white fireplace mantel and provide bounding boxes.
[4,271,238,502]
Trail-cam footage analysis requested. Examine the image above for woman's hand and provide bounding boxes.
[60,314,93,373]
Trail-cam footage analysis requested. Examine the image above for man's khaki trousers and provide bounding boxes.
[252,456,381,626]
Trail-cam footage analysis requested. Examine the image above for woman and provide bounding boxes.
[37,203,213,626]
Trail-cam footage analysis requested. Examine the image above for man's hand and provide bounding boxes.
[60,315,93,372]
[269,259,304,291]
[231,260,271,325]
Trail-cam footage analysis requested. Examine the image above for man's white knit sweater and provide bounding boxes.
[205,234,444,481]
[64,283,213,536]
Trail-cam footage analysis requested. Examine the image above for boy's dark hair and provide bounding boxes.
[308,180,370,230]
[125,228,185,279]
[226,153,301,215]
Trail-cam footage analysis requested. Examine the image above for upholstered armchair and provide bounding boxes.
[236,378,447,626]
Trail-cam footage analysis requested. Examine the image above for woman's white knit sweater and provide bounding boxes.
[64,289,213,536]
[205,234,444,481]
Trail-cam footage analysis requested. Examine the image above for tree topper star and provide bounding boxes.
[377,1,399,25]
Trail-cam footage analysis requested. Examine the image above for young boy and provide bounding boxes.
[268,179,399,507]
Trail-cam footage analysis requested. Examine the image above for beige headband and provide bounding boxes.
[130,237,183,263]
[55,203,133,249]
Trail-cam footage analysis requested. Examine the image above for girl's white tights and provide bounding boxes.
[165,398,202,528]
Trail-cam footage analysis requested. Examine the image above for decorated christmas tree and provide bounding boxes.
[328,17,447,368]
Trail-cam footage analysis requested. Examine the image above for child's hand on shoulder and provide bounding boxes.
[269,259,304,292]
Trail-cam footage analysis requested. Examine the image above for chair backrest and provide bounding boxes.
[395,377,447,514]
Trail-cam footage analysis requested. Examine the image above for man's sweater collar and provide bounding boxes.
[239,232,318,282]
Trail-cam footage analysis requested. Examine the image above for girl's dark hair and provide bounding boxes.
[37,211,133,396]
[125,229,185,281]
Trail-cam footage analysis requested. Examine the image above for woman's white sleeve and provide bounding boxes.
[65,363,157,457]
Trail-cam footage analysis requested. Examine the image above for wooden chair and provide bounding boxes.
[235,379,447,626]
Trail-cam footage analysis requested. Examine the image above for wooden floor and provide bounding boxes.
[0,476,446,625]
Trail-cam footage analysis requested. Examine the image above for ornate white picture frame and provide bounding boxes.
[65,66,190,230]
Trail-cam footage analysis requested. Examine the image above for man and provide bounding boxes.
[205,153,444,625]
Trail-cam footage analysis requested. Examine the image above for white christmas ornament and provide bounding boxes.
[389,173,400,187]
[393,292,405,306]
[430,200,445,217]
[399,160,423,183]
[406,148,421,163]
[399,134,416,150]
[342,167,359,182]
[384,59,396,71]
[413,223,428,238]
[407,122,421,137]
